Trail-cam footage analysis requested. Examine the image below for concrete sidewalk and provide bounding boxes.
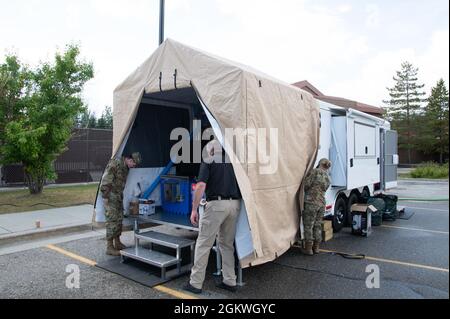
[0,205,94,241]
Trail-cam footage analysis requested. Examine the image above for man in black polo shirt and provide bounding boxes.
[184,140,242,294]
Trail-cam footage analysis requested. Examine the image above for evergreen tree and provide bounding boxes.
[384,62,426,164]
[76,108,90,128]
[418,79,449,164]
[88,112,97,128]
[97,105,113,129]
[76,109,100,128]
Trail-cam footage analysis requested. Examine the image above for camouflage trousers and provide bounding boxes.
[303,202,324,242]
[104,198,124,241]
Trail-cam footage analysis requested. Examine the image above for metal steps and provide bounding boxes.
[121,218,244,285]
[121,247,179,268]
[120,227,196,280]
[135,231,195,249]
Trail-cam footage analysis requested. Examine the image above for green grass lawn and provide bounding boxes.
[410,163,449,179]
[0,184,99,214]
[398,163,449,179]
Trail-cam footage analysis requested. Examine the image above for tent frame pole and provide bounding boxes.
[159,0,165,45]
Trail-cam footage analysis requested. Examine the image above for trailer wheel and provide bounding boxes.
[361,188,370,202]
[346,192,360,226]
[333,197,346,233]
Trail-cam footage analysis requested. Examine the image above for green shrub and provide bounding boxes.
[410,162,449,179]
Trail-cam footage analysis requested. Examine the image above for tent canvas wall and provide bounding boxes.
[94,39,320,268]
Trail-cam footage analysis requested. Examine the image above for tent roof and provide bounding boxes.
[115,38,309,97]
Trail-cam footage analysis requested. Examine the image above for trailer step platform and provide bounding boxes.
[121,228,196,280]
[139,211,198,231]
[136,231,195,249]
[121,247,179,268]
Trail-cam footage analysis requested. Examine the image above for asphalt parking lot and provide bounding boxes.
[0,179,448,299]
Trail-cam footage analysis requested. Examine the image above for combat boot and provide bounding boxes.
[114,236,127,250]
[106,239,121,256]
[313,241,321,254]
[301,241,314,256]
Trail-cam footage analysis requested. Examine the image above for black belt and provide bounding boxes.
[207,196,241,201]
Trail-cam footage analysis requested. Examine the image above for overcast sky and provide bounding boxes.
[1,0,448,115]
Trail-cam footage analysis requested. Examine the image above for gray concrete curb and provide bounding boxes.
[398,178,449,183]
[0,221,157,246]
[0,223,103,246]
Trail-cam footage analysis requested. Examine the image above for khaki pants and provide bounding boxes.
[190,199,241,289]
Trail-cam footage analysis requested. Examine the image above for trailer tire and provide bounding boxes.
[333,197,347,233]
[346,192,360,226]
[361,188,370,202]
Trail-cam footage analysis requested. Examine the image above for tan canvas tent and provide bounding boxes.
[95,39,320,268]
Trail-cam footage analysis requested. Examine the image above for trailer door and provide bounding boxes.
[330,116,347,187]
[381,130,398,190]
[347,115,381,190]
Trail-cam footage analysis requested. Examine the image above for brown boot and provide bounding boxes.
[301,241,314,256]
[106,239,121,256]
[114,236,127,250]
[313,241,321,254]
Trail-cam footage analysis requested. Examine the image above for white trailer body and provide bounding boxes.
[316,101,398,231]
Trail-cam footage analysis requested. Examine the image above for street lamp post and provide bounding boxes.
[159,0,165,45]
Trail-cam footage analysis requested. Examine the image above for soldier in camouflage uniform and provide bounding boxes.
[100,152,142,256]
[301,158,331,256]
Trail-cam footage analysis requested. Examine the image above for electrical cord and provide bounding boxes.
[292,243,366,260]
[272,246,368,282]
[273,258,365,282]
[323,251,366,259]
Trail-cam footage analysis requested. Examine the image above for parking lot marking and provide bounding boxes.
[154,285,200,300]
[381,225,449,235]
[320,249,449,273]
[46,244,97,266]
[45,244,200,299]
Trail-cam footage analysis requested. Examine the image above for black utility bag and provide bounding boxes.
[367,194,399,221]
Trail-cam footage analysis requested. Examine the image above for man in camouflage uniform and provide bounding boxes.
[100,152,142,256]
[301,158,331,256]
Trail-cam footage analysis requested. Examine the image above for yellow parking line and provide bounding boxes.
[154,285,200,300]
[381,225,449,235]
[45,244,199,299]
[46,244,97,266]
[320,249,449,273]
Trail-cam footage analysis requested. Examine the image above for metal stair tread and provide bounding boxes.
[136,231,195,249]
[120,247,179,268]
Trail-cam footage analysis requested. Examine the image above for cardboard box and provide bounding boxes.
[351,204,377,214]
[322,220,333,232]
[350,204,376,237]
[322,230,333,242]
[139,203,156,216]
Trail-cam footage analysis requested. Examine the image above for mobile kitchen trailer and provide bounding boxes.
[93,39,397,279]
